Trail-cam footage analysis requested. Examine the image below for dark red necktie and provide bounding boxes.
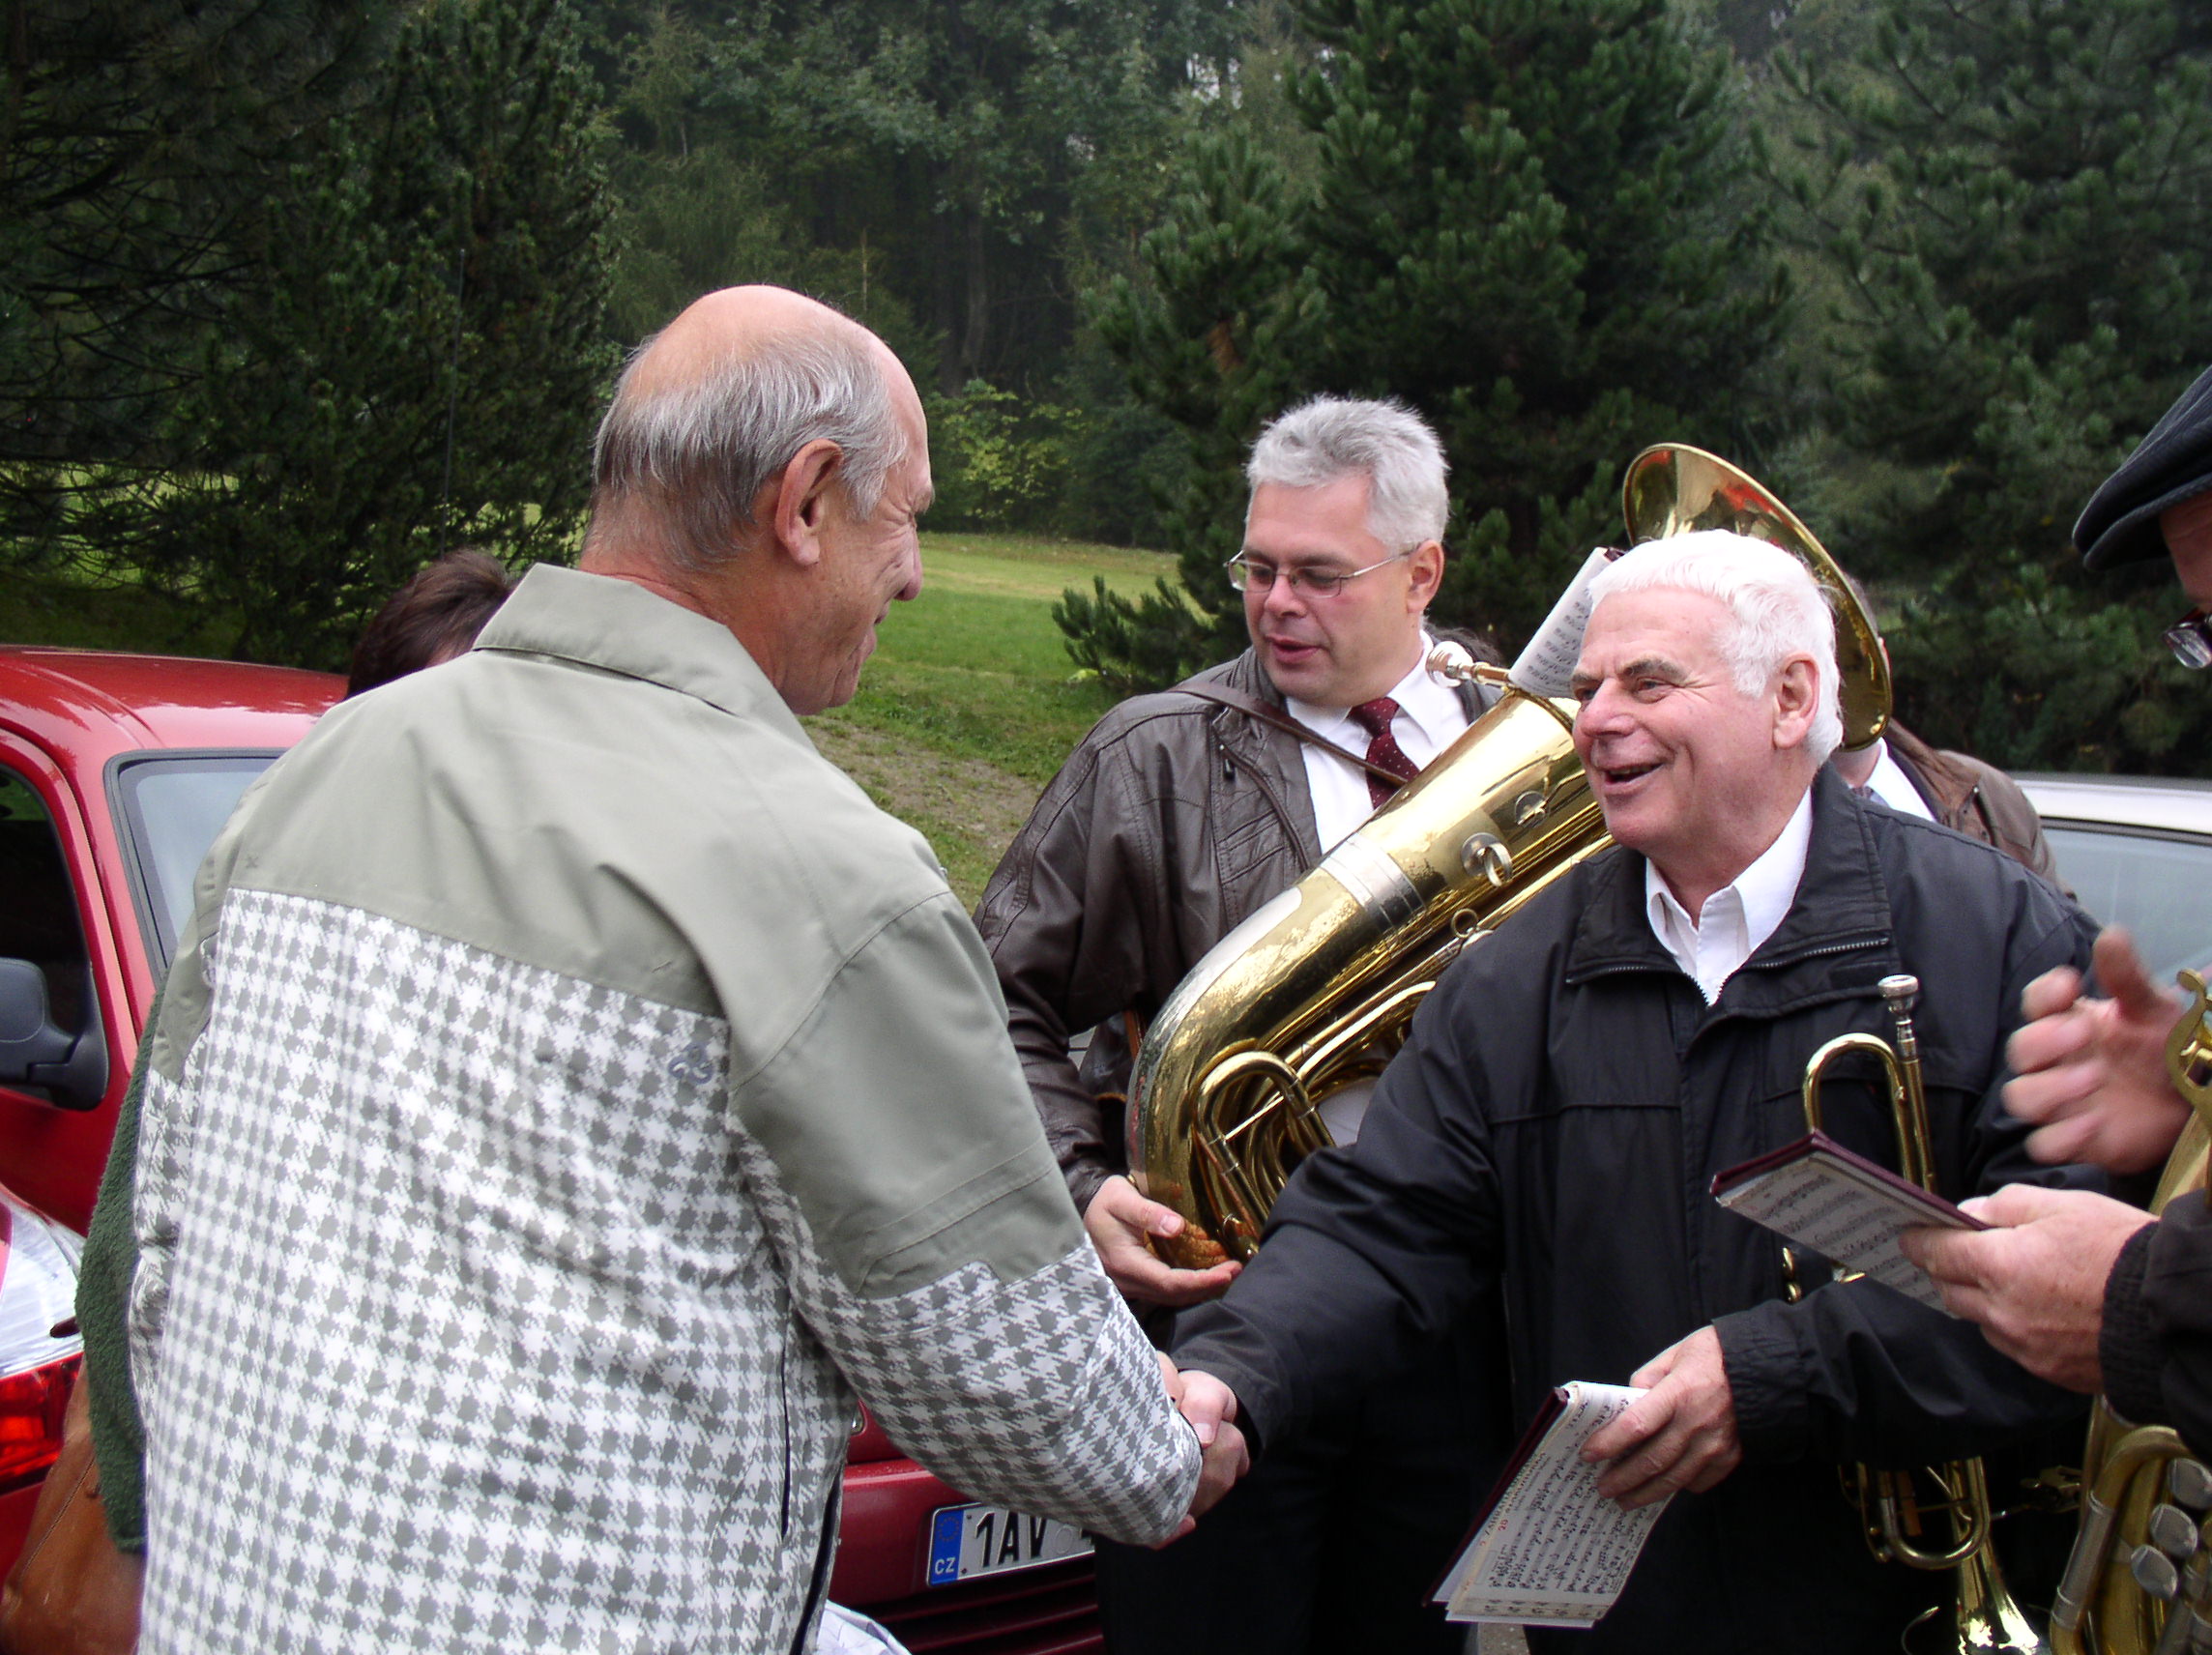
[1349,696,1416,809]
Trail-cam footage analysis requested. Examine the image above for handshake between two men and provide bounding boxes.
[1158,920,2210,1553]
[1162,921,2212,1518]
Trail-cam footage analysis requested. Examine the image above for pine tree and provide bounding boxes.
[121,0,618,667]
[1774,0,2212,772]
[0,0,398,559]
[1084,0,1787,682]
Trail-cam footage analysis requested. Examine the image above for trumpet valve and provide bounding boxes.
[2137,1543,2184,1602]
[2172,1457,2212,1512]
[2153,1501,2204,1561]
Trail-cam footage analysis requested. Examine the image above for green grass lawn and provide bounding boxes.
[807,532,1181,901]
[3,531,1189,905]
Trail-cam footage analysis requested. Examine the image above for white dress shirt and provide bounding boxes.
[1281,642,1472,1144]
[1852,738,1936,820]
[1285,641,1471,852]
[1644,790,1815,1004]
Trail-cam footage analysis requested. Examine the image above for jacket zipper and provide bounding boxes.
[1211,715,1307,855]
[1573,934,1886,985]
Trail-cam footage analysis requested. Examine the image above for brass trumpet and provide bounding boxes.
[2049,970,2212,1655]
[1795,973,2044,1655]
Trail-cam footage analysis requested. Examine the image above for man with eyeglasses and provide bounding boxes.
[975,395,1505,1654]
[1906,363,2212,1463]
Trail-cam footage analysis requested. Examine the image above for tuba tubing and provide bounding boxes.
[1129,679,1600,1264]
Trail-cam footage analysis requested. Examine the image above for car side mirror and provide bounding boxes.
[0,959,107,1110]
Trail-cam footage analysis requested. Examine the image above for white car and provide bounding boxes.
[2015,773,2212,984]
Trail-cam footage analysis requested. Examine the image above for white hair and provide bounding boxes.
[1586,530,1845,765]
[590,323,908,571]
[1246,395,1449,549]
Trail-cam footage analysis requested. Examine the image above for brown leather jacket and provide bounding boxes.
[975,649,1490,1212]
[975,651,1323,1213]
[1883,721,2065,890]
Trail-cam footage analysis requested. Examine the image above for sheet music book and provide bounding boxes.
[1431,1381,1671,1628]
[1709,1131,1987,1314]
[1508,546,1626,697]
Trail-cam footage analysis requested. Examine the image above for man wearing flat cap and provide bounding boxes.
[1907,363,2212,1460]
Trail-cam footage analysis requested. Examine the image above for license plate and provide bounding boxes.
[925,1502,1092,1587]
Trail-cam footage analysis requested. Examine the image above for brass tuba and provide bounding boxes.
[2049,974,2212,1655]
[1127,444,1888,1266]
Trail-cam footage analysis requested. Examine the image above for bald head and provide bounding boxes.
[583,285,917,573]
[621,286,869,400]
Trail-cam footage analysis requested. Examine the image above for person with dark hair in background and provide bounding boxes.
[345,547,516,697]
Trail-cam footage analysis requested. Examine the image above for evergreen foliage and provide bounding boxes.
[0,0,399,555]
[96,0,617,667]
[594,0,1238,396]
[1054,575,1213,699]
[1774,0,2212,772]
[1082,0,1788,686]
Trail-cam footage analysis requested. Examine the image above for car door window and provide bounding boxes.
[0,769,90,1037]
[110,754,277,973]
[2046,823,2212,985]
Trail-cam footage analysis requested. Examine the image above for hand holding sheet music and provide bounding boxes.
[1709,1131,1987,1313]
[1432,1382,1672,1628]
[1586,1326,1741,1508]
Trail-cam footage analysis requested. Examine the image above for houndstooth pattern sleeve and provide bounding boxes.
[741,1155,1202,1546]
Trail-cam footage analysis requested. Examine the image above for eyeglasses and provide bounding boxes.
[1225,552,1410,599]
[2169,609,2212,670]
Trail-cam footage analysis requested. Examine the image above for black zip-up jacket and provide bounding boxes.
[1174,769,2102,1654]
[2102,1191,2212,1459]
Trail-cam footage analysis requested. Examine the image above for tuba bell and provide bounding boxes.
[1127,444,1887,1265]
[2049,973,2212,1655]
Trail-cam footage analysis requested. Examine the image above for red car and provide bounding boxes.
[0,645,1101,1650]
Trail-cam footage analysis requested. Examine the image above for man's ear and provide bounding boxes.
[766,438,846,567]
[1406,540,1445,609]
[1772,656,1819,747]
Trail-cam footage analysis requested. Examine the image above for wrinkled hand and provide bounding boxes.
[2004,928,2193,1174]
[1153,1357,1249,1544]
[1582,1327,1742,1509]
[1901,1184,2156,1393]
[1086,1176,1241,1307]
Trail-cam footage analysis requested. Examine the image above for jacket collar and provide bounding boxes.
[1563,768,1899,1008]
[1883,720,1977,824]
[474,564,807,742]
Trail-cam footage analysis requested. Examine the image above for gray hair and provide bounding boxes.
[1586,530,1846,765]
[590,324,907,570]
[1246,396,1450,549]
